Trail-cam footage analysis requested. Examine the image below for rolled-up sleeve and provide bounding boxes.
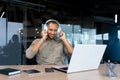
[25,39,40,59]
[25,47,36,59]
[63,44,69,54]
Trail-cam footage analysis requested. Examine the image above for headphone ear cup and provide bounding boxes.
[43,24,48,31]
[57,26,61,34]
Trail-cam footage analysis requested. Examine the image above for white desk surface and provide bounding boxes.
[0,64,120,80]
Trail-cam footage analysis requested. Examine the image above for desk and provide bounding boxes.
[0,64,120,80]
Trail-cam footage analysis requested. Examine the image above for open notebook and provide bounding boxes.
[52,44,107,73]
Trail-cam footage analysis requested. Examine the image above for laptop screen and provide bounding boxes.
[52,44,107,73]
[67,44,107,73]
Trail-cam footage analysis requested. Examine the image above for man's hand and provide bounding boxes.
[60,31,66,40]
[41,29,48,40]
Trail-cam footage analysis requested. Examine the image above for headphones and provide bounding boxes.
[43,19,61,34]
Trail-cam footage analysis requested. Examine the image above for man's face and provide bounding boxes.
[47,23,58,39]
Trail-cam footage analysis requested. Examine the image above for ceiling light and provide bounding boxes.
[0,12,5,18]
[115,14,117,23]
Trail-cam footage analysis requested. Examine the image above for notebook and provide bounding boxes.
[52,44,107,73]
[0,68,21,76]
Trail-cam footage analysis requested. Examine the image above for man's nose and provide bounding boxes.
[51,31,56,34]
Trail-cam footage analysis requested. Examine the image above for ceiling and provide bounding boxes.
[1,0,120,24]
[20,0,120,17]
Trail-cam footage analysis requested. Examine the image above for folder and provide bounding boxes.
[0,68,21,76]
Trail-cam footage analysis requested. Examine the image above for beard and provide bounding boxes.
[48,34,56,39]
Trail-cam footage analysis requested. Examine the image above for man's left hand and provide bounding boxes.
[59,31,66,40]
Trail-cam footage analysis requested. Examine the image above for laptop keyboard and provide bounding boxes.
[60,67,68,70]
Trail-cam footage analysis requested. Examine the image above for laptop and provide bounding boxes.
[52,44,107,73]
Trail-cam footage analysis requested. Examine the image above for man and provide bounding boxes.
[26,19,73,65]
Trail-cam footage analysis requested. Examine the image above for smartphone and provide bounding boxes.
[45,68,54,72]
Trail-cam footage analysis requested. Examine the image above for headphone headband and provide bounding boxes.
[45,19,60,27]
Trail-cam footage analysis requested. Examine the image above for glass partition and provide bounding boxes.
[0,18,6,47]
[81,28,96,44]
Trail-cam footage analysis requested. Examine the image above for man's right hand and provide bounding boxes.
[41,29,48,40]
